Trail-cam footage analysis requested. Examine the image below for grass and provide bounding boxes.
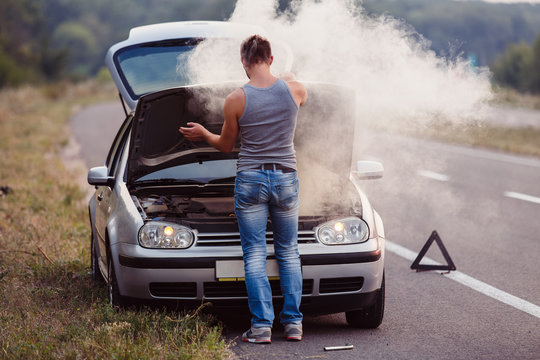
[414,120,540,158]
[368,116,540,158]
[0,81,231,359]
[492,86,540,111]
[367,87,540,158]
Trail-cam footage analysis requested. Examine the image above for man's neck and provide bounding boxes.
[247,63,276,88]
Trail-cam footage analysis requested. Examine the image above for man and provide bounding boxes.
[179,34,307,343]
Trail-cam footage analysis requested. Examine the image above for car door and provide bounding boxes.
[94,116,132,267]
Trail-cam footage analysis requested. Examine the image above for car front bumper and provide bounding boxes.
[112,239,384,313]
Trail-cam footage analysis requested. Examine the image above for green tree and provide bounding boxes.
[0,47,27,86]
[362,0,540,67]
[0,0,44,86]
[531,35,540,93]
[39,37,68,80]
[492,42,534,92]
[51,21,99,77]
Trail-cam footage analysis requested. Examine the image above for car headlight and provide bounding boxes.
[139,221,196,249]
[315,217,369,245]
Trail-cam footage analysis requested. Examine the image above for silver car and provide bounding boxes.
[88,21,386,328]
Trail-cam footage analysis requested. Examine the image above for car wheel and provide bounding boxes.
[107,254,126,308]
[90,231,104,282]
[346,272,385,328]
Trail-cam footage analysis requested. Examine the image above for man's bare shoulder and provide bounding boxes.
[279,73,305,93]
[224,87,246,116]
[286,80,305,91]
[226,88,245,103]
[283,78,307,106]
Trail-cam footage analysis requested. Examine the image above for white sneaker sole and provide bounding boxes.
[243,338,271,344]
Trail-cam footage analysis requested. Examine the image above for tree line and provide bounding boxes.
[0,0,236,87]
[1,0,540,93]
[491,34,540,93]
[362,0,540,93]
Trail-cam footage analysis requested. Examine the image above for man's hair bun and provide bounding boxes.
[241,35,272,66]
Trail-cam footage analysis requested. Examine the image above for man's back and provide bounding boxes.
[236,78,299,172]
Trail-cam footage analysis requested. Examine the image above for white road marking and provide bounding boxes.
[385,240,540,319]
[417,170,449,182]
[504,191,540,205]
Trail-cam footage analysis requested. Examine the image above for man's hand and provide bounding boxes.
[178,88,241,153]
[179,122,208,141]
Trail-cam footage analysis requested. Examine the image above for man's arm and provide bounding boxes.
[179,89,243,153]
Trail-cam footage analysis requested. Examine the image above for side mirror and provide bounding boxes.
[352,160,384,180]
[88,166,114,187]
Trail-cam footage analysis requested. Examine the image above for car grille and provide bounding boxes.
[148,278,363,298]
[319,277,364,294]
[203,279,314,298]
[149,282,197,297]
[196,230,317,246]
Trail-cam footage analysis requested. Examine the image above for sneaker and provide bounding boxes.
[284,323,302,341]
[242,326,272,344]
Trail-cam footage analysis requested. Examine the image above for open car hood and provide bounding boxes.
[127,84,239,184]
[126,82,357,187]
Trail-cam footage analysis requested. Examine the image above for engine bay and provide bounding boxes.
[134,195,236,219]
[131,181,362,230]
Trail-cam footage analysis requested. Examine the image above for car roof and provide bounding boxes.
[126,21,263,45]
[105,21,269,110]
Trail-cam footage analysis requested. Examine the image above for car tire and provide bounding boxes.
[107,254,126,308]
[90,231,104,282]
[346,272,385,328]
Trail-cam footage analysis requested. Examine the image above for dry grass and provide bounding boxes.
[414,87,540,155]
[0,81,231,359]
[413,120,540,157]
[491,86,540,111]
[367,97,540,158]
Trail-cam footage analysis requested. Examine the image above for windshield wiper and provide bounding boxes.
[208,176,236,184]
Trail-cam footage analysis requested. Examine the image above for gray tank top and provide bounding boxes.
[237,78,299,172]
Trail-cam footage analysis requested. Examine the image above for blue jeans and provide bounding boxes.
[235,167,303,328]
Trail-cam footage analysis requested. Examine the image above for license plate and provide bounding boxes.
[215,260,280,281]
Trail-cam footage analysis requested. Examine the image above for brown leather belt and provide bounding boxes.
[258,163,295,173]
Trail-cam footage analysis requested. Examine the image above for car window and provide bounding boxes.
[106,115,132,176]
[115,38,201,99]
[136,159,237,183]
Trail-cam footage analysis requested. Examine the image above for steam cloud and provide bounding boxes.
[182,0,494,215]
[229,0,492,122]
[185,0,494,128]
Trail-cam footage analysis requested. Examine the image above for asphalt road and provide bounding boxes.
[71,101,540,360]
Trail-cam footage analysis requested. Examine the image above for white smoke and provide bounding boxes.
[229,0,492,126]
[183,0,495,214]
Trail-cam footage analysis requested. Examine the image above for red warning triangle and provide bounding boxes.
[410,231,456,272]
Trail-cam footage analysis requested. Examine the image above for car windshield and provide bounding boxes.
[115,38,202,98]
[135,159,237,184]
